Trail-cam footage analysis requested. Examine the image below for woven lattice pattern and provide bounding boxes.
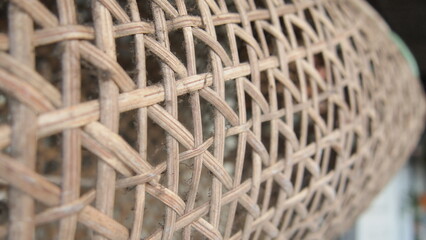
[0,0,424,239]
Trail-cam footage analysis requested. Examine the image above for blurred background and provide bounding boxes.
[340,0,426,239]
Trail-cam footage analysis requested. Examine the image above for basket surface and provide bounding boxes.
[0,0,425,239]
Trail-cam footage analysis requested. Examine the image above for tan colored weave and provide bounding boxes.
[0,0,424,239]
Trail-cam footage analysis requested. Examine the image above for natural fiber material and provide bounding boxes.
[0,0,424,239]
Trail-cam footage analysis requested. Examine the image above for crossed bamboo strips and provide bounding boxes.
[0,0,424,239]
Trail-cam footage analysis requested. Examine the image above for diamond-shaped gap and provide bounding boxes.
[225,79,239,117]
[218,202,231,235]
[243,86,259,125]
[261,27,281,57]
[235,28,249,65]
[319,98,331,130]
[303,8,318,35]
[114,186,136,233]
[348,36,358,53]
[249,22,261,47]
[194,35,213,74]
[288,60,300,97]
[178,158,194,204]
[261,120,271,157]
[369,59,376,77]
[259,71,270,108]
[193,164,214,209]
[327,58,341,87]
[276,82,302,116]
[319,145,338,175]
[335,43,345,67]
[342,84,351,112]
[118,109,138,151]
[277,127,289,159]
[305,116,316,146]
[240,143,254,184]
[116,35,137,81]
[35,43,62,95]
[305,65,326,107]
[332,102,342,131]
[290,21,310,49]
[299,163,313,191]
[146,116,168,167]
[37,133,62,179]
[366,115,373,138]
[199,94,215,143]
[215,24,232,61]
[314,52,327,83]
[80,57,100,102]
[279,15,291,42]
[145,46,163,86]
[177,93,194,135]
[357,71,365,93]
[268,176,284,211]
[348,131,359,156]
[292,110,303,147]
[276,81,285,111]
[352,88,361,117]
[75,0,93,25]
[80,148,97,193]
[223,134,238,178]
[140,191,166,239]
[169,29,187,72]
[231,202,249,237]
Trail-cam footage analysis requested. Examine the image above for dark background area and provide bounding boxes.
[367,0,426,90]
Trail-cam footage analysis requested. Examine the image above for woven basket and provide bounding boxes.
[0,0,425,239]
